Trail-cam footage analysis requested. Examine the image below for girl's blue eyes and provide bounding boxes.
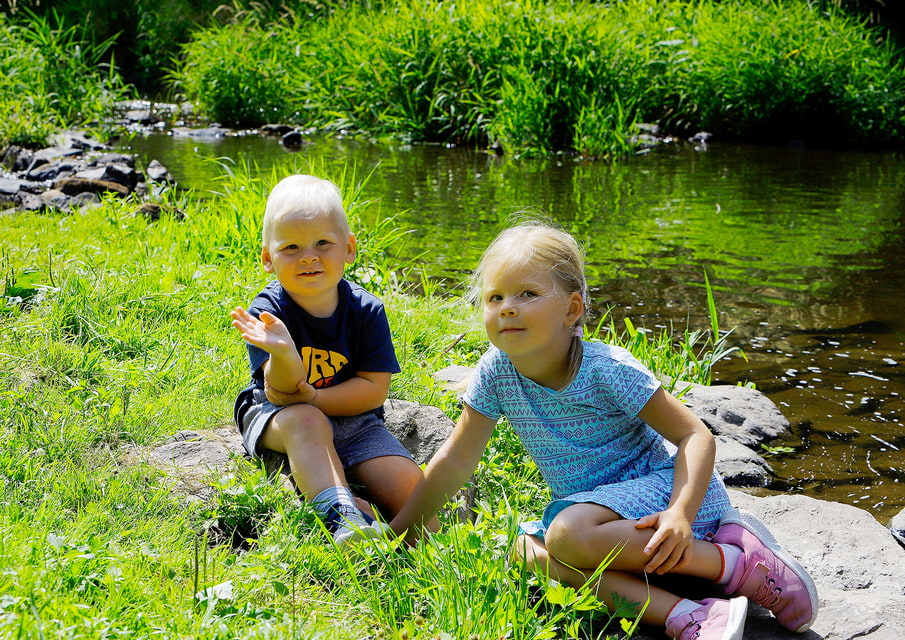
[488,290,537,302]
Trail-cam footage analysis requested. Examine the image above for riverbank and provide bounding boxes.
[7,118,904,523]
[3,1,905,159]
[170,0,905,157]
[4,134,905,637]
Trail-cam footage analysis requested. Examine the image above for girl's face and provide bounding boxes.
[481,260,583,362]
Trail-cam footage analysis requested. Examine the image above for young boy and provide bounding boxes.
[231,174,432,544]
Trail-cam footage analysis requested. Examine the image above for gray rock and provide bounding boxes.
[715,435,773,486]
[145,159,173,184]
[75,163,140,190]
[90,152,136,168]
[16,193,46,212]
[27,146,84,171]
[2,130,171,215]
[0,178,27,196]
[280,130,306,147]
[26,159,86,182]
[2,145,29,170]
[19,189,69,212]
[729,491,905,595]
[680,382,791,447]
[172,126,227,139]
[725,490,905,639]
[383,398,455,465]
[48,130,107,151]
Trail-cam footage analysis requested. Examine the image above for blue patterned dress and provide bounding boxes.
[463,341,730,540]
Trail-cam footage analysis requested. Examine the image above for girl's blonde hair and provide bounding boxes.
[471,221,590,379]
[261,175,350,245]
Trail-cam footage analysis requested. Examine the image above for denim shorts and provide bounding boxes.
[238,387,414,468]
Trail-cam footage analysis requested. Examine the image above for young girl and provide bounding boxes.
[390,223,818,640]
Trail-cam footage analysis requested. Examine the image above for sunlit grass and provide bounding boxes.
[0,157,741,638]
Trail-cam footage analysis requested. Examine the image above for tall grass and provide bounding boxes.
[0,10,132,147]
[0,157,741,638]
[169,0,905,156]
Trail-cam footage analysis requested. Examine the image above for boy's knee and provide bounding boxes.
[272,403,332,443]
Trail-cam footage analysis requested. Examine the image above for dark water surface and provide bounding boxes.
[118,132,905,524]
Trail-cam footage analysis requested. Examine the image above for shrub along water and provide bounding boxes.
[169,0,905,156]
[0,10,132,148]
[0,157,737,638]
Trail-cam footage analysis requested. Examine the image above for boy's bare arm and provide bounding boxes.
[230,306,307,394]
[267,370,390,415]
[311,370,391,416]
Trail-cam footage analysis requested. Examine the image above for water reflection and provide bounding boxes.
[117,132,905,523]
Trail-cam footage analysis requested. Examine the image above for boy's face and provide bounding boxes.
[262,210,356,315]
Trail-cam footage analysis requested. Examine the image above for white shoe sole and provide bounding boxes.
[723,596,748,640]
[334,520,392,546]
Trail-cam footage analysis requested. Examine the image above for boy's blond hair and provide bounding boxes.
[262,175,351,245]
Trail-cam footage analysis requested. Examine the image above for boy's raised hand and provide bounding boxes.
[230,307,294,356]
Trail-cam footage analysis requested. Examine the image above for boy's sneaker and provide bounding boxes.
[666,597,748,640]
[713,508,818,632]
[333,519,392,546]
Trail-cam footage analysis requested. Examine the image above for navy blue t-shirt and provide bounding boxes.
[234,278,400,427]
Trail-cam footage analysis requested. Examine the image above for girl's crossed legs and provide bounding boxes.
[513,502,724,627]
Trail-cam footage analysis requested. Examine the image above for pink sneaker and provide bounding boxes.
[713,508,819,632]
[666,597,748,640]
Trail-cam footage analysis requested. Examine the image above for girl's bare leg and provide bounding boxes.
[544,503,723,579]
[513,533,680,627]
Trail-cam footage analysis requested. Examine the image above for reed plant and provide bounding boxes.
[0,10,131,147]
[169,0,905,157]
[1,156,742,638]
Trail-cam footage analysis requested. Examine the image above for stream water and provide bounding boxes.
[117,131,905,524]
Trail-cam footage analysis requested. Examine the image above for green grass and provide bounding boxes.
[0,157,740,638]
[168,0,905,156]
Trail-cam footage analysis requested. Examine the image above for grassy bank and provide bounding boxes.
[2,1,904,157]
[1,158,734,638]
[170,0,905,156]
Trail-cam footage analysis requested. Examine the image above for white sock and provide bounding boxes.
[716,543,743,585]
[666,598,701,624]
